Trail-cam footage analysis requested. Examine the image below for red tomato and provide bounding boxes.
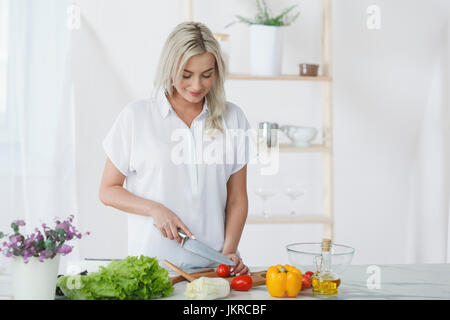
[216,264,230,277]
[231,275,253,291]
[302,274,312,289]
[305,271,314,279]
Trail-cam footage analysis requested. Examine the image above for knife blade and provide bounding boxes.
[177,230,234,266]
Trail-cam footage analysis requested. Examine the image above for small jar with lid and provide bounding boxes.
[299,63,320,77]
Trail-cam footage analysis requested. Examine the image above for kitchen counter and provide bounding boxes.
[1,262,449,300]
[163,264,450,300]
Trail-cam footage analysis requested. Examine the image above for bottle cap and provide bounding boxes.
[322,238,332,252]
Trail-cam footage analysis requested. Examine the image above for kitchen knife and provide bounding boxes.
[177,230,234,266]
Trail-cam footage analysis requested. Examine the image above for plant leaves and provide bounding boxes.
[10,222,18,234]
[44,239,55,250]
[235,0,300,26]
[56,255,174,300]
[235,14,256,25]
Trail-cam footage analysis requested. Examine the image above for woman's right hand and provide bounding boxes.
[151,204,195,244]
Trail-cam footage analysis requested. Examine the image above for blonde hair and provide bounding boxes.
[153,22,227,135]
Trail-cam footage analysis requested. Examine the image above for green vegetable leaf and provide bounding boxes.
[56,255,174,300]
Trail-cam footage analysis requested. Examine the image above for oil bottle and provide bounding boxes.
[311,238,341,295]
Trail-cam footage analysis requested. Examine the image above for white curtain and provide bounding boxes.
[0,0,76,269]
[406,20,450,263]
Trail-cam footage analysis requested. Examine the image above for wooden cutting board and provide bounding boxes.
[170,268,267,287]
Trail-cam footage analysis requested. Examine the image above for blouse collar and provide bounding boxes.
[157,90,209,119]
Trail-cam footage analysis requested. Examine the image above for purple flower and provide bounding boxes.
[1,215,89,261]
[38,250,53,261]
[57,244,72,255]
[56,221,71,234]
[22,249,32,259]
[9,234,20,244]
[15,220,26,226]
[36,233,44,242]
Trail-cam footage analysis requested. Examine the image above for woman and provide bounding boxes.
[99,22,254,275]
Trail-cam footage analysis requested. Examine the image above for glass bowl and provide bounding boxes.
[286,242,355,275]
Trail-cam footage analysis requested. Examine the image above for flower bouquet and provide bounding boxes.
[0,215,89,299]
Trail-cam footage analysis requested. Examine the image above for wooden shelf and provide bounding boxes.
[246,214,333,225]
[226,74,331,82]
[185,0,335,239]
[279,143,330,153]
[258,144,330,154]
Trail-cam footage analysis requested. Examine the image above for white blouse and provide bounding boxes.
[102,91,256,269]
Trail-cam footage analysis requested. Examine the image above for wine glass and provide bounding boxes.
[254,187,277,218]
[284,187,306,215]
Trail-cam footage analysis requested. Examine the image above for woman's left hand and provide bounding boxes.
[223,252,250,276]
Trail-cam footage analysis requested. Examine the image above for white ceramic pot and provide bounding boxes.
[250,24,284,76]
[11,255,60,300]
[280,125,318,147]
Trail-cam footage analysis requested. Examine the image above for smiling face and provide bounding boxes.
[173,52,216,104]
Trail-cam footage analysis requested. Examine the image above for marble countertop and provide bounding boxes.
[1,262,449,300]
[162,264,450,300]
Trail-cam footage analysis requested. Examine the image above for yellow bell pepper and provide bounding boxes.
[266,264,302,297]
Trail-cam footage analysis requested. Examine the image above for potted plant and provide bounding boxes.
[235,0,300,76]
[0,215,89,300]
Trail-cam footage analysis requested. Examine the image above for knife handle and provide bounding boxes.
[177,230,188,247]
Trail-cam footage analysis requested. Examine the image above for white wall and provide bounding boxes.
[72,0,450,266]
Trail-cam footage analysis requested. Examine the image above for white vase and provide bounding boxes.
[11,255,60,300]
[249,24,284,76]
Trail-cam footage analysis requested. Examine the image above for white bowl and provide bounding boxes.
[280,126,318,147]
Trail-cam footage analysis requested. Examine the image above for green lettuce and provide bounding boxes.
[57,255,174,300]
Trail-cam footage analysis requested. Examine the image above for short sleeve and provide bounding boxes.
[102,105,133,177]
[229,105,258,176]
